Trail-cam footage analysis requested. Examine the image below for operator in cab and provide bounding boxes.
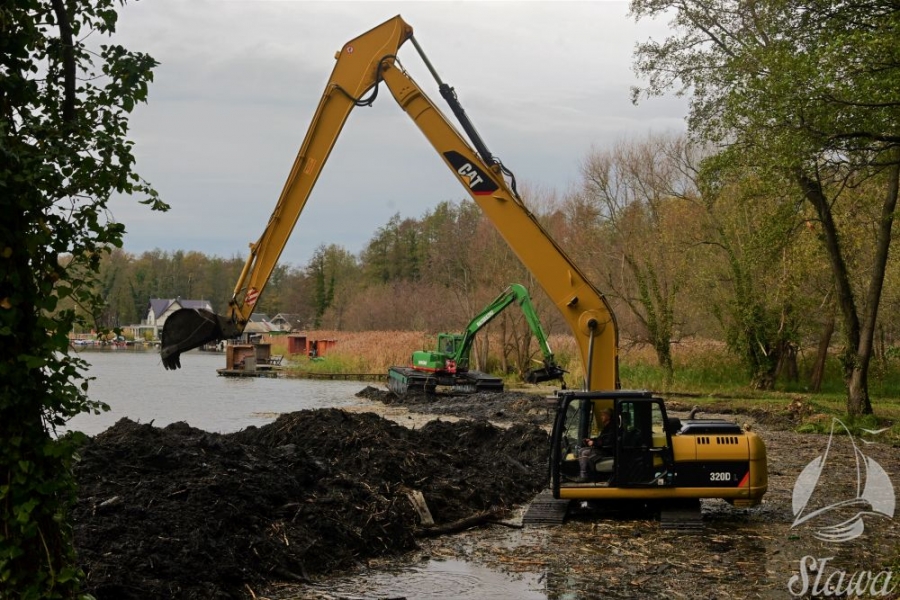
[577,408,614,482]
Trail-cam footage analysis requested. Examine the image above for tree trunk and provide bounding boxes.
[775,341,798,383]
[796,166,890,416]
[499,317,509,374]
[847,362,874,415]
[752,366,777,391]
[654,341,674,387]
[850,157,900,416]
[809,311,834,393]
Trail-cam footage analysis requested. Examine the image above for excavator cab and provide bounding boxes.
[550,391,676,490]
[550,390,767,509]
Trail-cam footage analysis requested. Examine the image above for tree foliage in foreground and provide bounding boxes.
[0,2,163,596]
[630,0,900,415]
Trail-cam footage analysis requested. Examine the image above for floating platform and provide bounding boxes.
[216,368,280,378]
[290,372,386,382]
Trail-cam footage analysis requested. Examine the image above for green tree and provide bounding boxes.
[631,0,900,415]
[305,244,358,328]
[96,248,137,329]
[0,2,163,596]
[696,162,805,389]
[317,245,361,330]
[307,245,333,327]
[360,213,425,284]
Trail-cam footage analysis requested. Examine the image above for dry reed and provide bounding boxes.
[264,330,733,389]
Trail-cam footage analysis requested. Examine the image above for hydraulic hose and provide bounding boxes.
[584,318,598,390]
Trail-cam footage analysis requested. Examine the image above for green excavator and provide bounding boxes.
[386,284,566,396]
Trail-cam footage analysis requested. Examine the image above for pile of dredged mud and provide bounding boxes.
[73,404,549,599]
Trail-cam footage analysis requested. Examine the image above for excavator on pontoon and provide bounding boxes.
[386,283,566,395]
[160,16,767,513]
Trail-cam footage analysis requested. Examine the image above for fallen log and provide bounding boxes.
[414,507,507,538]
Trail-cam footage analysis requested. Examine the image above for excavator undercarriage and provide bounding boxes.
[386,366,504,396]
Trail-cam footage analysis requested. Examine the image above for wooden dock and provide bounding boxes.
[215,368,386,382]
[288,372,386,382]
[216,368,280,378]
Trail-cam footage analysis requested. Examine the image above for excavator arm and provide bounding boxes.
[451,284,565,384]
[452,285,524,369]
[160,17,413,369]
[509,286,569,384]
[161,15,619,393]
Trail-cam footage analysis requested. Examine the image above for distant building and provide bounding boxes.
[129,301,277,343]
[286,333,337,358]
[242,313,274,343]
[115,298,216,342]
[270,313,305,332]
[147,298,214,328]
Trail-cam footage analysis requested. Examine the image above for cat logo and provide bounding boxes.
[443,151,498,195]
[457,162,485,189]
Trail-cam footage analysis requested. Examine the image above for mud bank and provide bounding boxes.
[73,403,548,599]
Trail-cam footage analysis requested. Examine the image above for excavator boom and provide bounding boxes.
[160,17,414,369]
[161,15,617,394]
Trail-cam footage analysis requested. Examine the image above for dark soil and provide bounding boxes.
[74,386,900,599]
[286,388,900,600]
[73,404,549,599]
[355,386,557,427]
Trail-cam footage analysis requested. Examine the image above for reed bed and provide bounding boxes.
[265,330,900,415]
[270,331,431,375]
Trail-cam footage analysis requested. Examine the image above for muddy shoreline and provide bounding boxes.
[73,387,900,599]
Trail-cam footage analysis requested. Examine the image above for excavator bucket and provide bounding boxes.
[526,364,567,385]
[160,308,240,370]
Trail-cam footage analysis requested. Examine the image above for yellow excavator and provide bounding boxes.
[160,16,766,512]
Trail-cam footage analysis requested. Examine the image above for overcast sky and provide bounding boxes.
[108,1,686,268]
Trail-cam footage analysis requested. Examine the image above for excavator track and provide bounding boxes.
[522,490,571,526]
[387,367,503,396]
[459,370,504,393]
[658,500,704,533]
[387,367,436,396]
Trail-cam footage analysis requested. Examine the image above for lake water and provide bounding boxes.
[66,349,377,436]
[66,348,548,600]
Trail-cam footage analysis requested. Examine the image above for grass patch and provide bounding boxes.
[263,331,900,435]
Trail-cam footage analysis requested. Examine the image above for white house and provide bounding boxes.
[146,298,214,332]
[270,313,305,332]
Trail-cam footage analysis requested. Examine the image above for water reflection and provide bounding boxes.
[294,558,546,600]
[65,350,551,600]
[65,349,375,435]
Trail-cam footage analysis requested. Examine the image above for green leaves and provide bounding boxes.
[2,1,159,596]
[631,0,897,411]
